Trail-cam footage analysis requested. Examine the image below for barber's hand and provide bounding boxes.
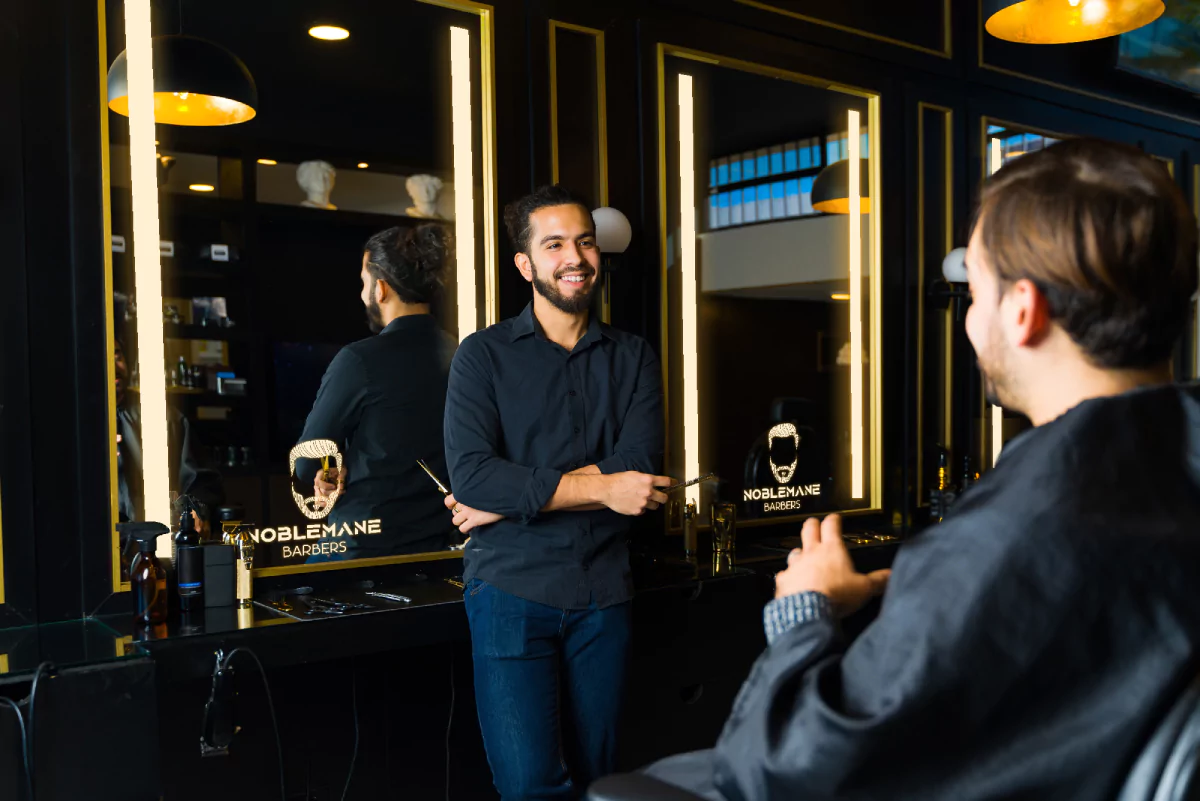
[445,493,504,534]
[603,472,674,516]
[314,467,345,499]
[774,514,891,617]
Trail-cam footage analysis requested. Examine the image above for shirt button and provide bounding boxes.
[574,426,580,434]
[569,390,577,397]
[583,562,591,571]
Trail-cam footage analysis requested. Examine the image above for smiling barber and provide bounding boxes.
[443,185,670,800]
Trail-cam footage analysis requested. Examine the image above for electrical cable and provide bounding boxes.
[25,662,53,801]
[222,648,285,801]
[0,696,31,801]
[445,648,456,801]
[340,670,359,801]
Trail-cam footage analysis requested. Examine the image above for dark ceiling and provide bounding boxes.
[105,0,482,173]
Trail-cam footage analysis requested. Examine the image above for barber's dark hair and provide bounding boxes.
[974,137,1198,369]
[503,184,592,254]
[363,223,449,305]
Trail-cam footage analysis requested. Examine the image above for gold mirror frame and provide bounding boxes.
[99,0,499,592]
[656,44,884,529]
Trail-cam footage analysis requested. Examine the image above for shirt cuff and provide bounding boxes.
[518,466,564,522]
[763,591,833,645]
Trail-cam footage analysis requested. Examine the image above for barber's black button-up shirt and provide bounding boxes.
[298,314,457,556]
[444,303,664,609]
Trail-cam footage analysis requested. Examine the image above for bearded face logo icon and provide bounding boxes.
[289,439,344,519]
[767,423,800,484]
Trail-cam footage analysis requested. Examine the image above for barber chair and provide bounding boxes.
[588,675,1200,801]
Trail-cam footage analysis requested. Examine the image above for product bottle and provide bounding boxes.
[175,499,205,612]
[130,535,168,625]
[176,356,189,388]
[932,449,949,523]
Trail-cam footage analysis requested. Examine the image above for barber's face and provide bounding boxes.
[965,226,1014,409]
[360,252,384,334]
[519,204,600,314]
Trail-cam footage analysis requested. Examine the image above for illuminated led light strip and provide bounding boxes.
[848,109,863,500]
[989,137,1004,467]
[126,0,171,529]
[678,74,701,507]
[451,26,477,343]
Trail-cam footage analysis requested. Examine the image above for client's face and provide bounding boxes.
[965,227,1018,411]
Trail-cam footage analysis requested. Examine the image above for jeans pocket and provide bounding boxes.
[467,577,489,597]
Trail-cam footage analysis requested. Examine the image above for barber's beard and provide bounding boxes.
[366,288,385,334]
[979,324,1015,410]
[530,256,596,314]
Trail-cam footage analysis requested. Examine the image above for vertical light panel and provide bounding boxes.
[848,109,863,499]
[989,137,1004,467]
[451,26,477,343]
[678,74,701,507]
[126,0,171,528]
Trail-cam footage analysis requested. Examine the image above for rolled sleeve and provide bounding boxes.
[445,336,562,522]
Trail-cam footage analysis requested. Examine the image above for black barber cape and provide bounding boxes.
[652,383,1200,800]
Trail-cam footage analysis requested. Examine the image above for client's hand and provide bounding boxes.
[445,493,504,534]
[774,514,891,617]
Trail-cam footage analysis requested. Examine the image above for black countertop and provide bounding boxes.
[91,535,898,681]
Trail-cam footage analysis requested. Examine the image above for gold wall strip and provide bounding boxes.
[99,0,126,593]
[1194,164,1199,380]
[735,0,951,58]
[915,102,953,510]
[548,20,610,320]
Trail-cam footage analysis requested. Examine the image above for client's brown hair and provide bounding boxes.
[975,138,1197,369]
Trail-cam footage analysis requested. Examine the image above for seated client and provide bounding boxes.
[639,138,1200,800]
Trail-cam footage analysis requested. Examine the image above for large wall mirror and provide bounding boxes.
[658,45,882,532]
[102,0,497,592]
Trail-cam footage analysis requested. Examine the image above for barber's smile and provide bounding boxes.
[557,269,593,289]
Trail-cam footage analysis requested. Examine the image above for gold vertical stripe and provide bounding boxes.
[548,20,609,319]
[915,103,953,509]
[1194,164,1199,380]
[869,96,883,509]
[0,654,8,675]
[657,44,670,486]
[99,0,125,593]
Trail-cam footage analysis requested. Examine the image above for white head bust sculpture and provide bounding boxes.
[406,174,444,218]
[297,160,337,210]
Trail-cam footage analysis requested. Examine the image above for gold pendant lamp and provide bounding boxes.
[985,0,1165,45]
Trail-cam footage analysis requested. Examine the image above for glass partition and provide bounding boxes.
[102,0,496,589]
[659,46,882,532]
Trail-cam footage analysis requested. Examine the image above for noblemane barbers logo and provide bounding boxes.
[289,439,343,519]
[743,423,821,514]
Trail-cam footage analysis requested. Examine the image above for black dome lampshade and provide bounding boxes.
[811,158,870,215]
[108,35,257,126]
[984,0,1163,45]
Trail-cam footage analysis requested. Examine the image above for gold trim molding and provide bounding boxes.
[916,102,953,510]
[549,19,611,321]
[736,0,951,59]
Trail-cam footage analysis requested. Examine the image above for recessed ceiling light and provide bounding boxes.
[309,25,349,40]
[257,158,278,165]
[189,184,215,192]
[831,293,850,300]
[357,162,369,169]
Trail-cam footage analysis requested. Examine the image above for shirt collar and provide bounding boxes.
[509,302,610,348]
[381,314,435,335]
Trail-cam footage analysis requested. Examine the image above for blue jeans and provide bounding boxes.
[464,578,632,801]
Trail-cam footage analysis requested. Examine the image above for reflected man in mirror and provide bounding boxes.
[444,185,670,799]
[297,223,457,559]
[115,336,224,560]
[638,139,1200,799]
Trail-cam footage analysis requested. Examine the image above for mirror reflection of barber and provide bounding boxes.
[114,336,225,564]
[295,223,457,560]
